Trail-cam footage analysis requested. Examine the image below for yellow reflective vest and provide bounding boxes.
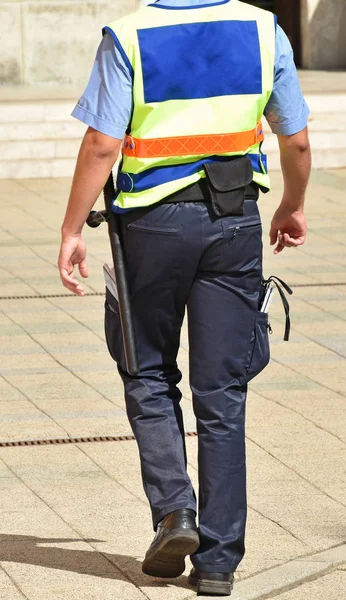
[104,0,276,211]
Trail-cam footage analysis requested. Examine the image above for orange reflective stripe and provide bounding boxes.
[123,123,264,159]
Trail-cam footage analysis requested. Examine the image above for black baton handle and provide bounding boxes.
[86,210,108,228]
[103,173,139,376]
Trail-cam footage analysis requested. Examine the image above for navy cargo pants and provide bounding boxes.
[105,196,270,573]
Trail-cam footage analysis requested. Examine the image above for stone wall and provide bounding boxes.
[302,0,346,69]
[1,0,345,89]
[0,0,141,86]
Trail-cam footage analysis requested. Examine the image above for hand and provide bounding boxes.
[270,207,307,255]
[58,235,88,296]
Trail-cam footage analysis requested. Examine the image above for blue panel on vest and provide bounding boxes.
[117,154,267,194]
[137,21,262,103]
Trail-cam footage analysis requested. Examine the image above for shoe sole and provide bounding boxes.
[142,529,200,579]
[189,574,234,596]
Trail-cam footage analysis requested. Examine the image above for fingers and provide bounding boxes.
[58,236,87,296]
[282,233,305,247]
[59,266,85,296]
[273,234,286,254]
[78,258,89,279]
[273,233,305,255]
[269,223,278,246]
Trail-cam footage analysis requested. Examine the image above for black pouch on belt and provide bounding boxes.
[203,156,253,217]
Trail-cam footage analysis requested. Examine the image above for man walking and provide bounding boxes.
[58,0,311,595]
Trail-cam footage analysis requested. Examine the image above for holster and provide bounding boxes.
[203,156,253,217]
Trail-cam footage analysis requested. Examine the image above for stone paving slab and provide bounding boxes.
[273,569,346,600]
[0,568,26,600]
[230,544,346,600]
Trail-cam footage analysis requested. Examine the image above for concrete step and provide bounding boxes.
[263,117,346,169]
[0,94,346,178]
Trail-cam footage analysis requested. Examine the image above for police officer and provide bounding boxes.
[58,0,311,596]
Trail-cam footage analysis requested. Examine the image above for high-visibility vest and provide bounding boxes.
[105,0,276,212]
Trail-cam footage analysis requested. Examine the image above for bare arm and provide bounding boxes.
[270,127,311,254]
[58,127,122,295]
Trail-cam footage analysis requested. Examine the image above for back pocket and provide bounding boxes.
[219,222,263,274]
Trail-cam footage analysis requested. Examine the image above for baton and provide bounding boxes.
[87,173,139,376]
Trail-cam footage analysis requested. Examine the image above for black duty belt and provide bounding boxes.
[163,179,259,204]
[162,157,259,217]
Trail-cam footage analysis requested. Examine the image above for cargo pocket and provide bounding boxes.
[244,312,271,383]
[104,287,126,369]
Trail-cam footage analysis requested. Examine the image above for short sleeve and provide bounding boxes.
[72,32,133,140]
[264,26,310,136]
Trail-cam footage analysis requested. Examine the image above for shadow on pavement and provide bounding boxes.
[0,534,193,590]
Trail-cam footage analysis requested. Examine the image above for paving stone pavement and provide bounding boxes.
[0,171,345,599]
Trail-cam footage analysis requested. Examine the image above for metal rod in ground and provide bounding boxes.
[103,172,139,376]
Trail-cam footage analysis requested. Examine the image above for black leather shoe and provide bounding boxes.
[142,509,199,578]
[188,567,234,596]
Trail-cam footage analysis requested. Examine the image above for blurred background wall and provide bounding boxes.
[301,0,346,69]
[0,0,141,87]
[0,0,345,88]
[248,0,346,70]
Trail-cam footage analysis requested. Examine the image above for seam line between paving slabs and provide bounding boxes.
[14,178,67,208]
[308,228,346,250]
[4,177,112,271]
[247,433,346,511]
[2,281,346,302]
[0,454,150,600]
[284,311,346,363]
[186,458,311,552]
[2,439,345,600]
[5,287,345,438]
[0,259,42,298]
[266,351,346,446]
[0,432,336,557]
[2,308,345,505]
[251,320,346,446]
[2,432,324,598]
[2,284,346,589]
[81,430,312,558]
[46,294,106,345]
[74,440,150,514]
[299,294,346,325]
[238,542,346,586]
[2,310,345,489]
[180,544,346,600]
[232,544,346,600]
[2,227,70,286]
[1,292,140,418]
[247,504,312,552]
[252,383,346,448]
[0,372,71,441]
[0,307,126,419]
[1,222,103,295]
[250,321,346,502]
[266,319,346,446]
[44,295,135,415]
[0,562,29,599]
[297,244,346,270]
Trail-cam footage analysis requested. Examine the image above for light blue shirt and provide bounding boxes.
[73,0,309,139]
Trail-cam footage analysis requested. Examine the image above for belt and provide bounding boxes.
[162,179,259,204]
